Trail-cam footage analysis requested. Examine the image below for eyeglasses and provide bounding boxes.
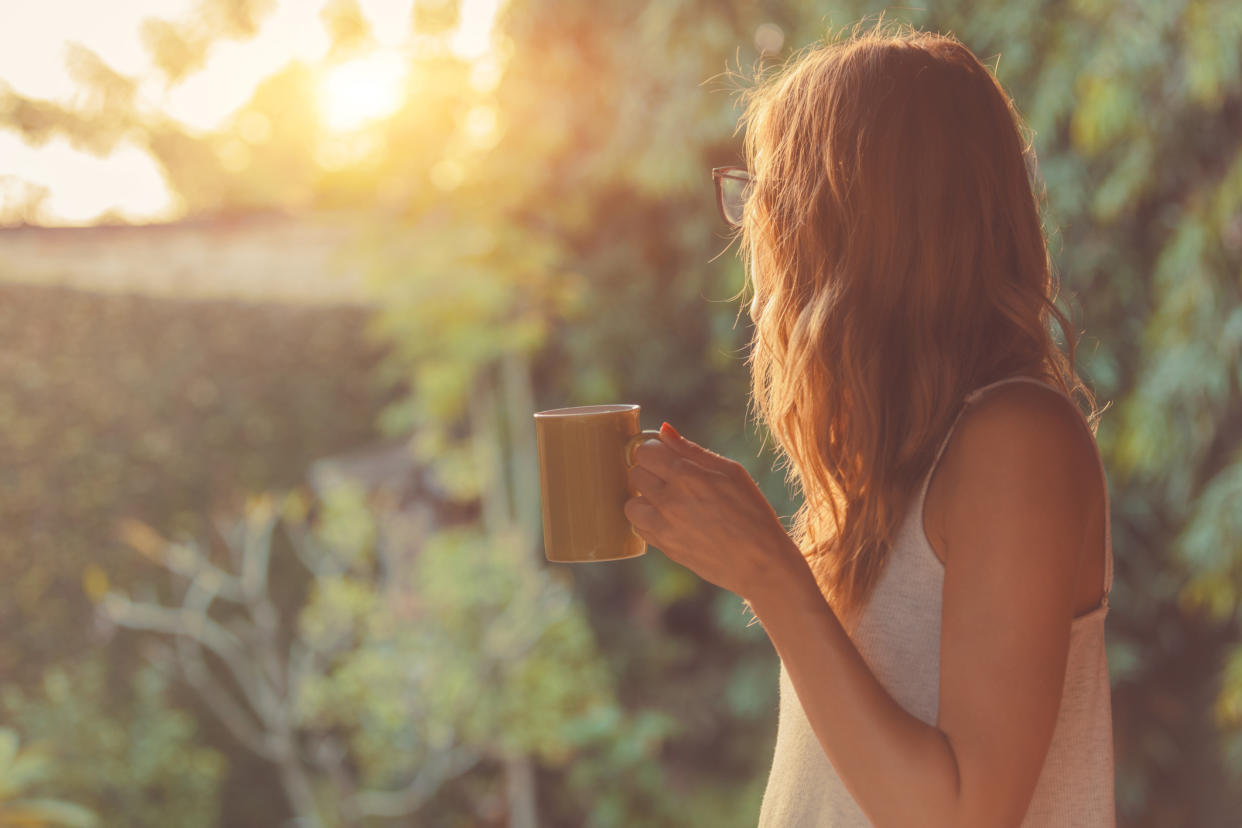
[712,166,752,228]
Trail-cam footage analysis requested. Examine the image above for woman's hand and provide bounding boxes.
[623,422,806,603]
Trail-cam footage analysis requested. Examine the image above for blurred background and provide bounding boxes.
[0,0,1239,825]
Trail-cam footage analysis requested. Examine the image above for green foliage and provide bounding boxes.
[360,0,1242,822]
[3,0,1242,823]
[0,658,223,828]
[320,0,373,60]
[984,1,1242,816]
[100,482,681,825]
[294,484,682,808]
[0,727,98,827]
[138,18,211,84]
[0,284,390,687]
[407,525,635,763]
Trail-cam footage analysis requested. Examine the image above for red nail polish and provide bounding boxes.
[661,421,681,439]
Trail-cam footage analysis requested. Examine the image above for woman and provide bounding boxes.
[623,18,1115,828]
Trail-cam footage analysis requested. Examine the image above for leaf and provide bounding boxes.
[0,798,98,827]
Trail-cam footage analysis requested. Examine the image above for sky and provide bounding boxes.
[0,0,501,225]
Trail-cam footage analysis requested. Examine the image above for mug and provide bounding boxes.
[533,404,663,562]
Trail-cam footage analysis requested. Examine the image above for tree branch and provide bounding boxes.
[346,743,484,819]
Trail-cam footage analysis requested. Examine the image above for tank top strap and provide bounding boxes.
[918,398,973,505]
[953,375,1114,597]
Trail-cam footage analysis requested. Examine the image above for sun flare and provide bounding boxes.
[318,50,408,132]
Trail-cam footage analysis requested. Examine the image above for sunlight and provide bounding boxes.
[318,50,409,133]
[0,0,507,224]
[0,132,176,226]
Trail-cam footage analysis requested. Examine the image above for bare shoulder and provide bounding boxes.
[956,381,1099,475]
[929,380,1103,569]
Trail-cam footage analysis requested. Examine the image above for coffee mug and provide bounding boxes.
[533,404,663,562]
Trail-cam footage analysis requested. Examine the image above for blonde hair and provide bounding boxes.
[731,18,1104,633]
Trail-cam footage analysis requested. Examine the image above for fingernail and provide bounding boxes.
[660,421,681,439]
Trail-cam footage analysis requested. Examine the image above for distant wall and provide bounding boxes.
[0,211,373,305]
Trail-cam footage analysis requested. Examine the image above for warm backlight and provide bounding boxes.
[318,50,408,132]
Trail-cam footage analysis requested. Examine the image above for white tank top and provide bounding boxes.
[757,375,1116,826]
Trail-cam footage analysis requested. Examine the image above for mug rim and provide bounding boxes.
[534,403,639,418]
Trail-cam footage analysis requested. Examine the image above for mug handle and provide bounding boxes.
[624,429,665,468]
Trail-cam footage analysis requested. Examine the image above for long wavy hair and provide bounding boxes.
[732,19,1106,634]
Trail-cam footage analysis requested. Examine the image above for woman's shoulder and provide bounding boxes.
[956,379,1099,474]
[931,379,1104,562]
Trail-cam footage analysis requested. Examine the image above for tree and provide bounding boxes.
[103,478,675,826]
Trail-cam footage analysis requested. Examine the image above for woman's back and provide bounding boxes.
[756,375,1116,827]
